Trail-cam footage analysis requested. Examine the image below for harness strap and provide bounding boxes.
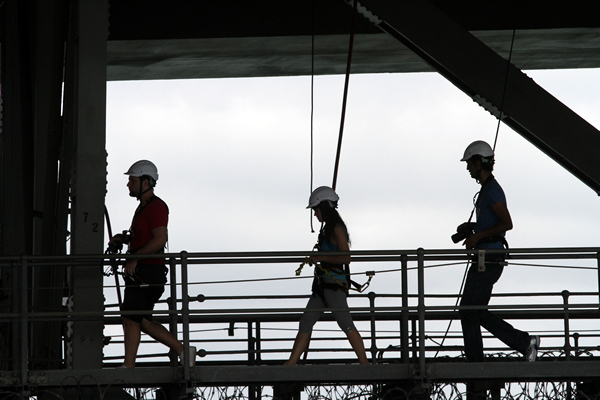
[296,256,374,293]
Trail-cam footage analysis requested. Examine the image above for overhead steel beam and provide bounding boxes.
[348,0,600,194]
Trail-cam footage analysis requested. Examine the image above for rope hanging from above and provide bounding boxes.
[332,0,358,191]
[492,0,520,153]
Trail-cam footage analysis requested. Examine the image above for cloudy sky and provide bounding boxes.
[103,68,600,361]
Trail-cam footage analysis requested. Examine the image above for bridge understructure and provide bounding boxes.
[2,0,600,399]
[0,248,599,399]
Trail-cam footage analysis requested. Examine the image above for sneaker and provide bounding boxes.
[525,335,540,362]
[180,345,197,367]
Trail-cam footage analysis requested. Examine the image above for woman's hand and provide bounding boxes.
[308,254,321,265]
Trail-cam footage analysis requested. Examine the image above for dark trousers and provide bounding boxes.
[459,260,530,361]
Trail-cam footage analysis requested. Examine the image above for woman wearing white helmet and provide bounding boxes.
[284,186,369,365]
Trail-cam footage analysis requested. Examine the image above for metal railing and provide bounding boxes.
[101,247,600,367]
[1,247,600,381]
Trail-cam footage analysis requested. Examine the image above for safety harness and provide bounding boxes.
[295,245,374,295]
[473,175,510,250]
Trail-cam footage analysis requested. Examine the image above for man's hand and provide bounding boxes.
[107,234,124,254]
[124,258,138,276]
[456,222,475,232]
[464,232,480,249]
[108,233,123,246]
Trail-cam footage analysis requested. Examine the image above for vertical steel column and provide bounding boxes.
[417,248,426,376]
[1,0,34,371]
[67,0,108,370]
[0,0,34,258]
[400,254,409,363]
[30,0,69,370]
[180,251,191,379]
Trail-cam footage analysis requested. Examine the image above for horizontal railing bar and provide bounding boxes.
[0,246,596,263]
[1,300,596,324]
[162,291,599,302]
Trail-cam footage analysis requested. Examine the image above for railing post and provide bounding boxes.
[247,321,255,366]
[417,248,426,377]
[411,319,418,362]
[401,254,409,364]
[561,290,571,361]
[180,251,191,379]
[368,292,377,362]
[597,252,600,309]
[256,321,262,365]
[252,322,262,400]
[563,288,573,400]
[168,257,178,366]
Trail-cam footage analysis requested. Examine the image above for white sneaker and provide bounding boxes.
[525,335,540,362]
[180,346,197,367]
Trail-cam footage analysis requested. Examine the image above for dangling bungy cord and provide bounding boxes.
[434,1,521,359]
[331,0,358,192]
[309,0,316,234]
[302,0,318,364]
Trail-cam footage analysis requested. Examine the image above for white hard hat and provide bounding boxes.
[124,160,159,181]
[307,186,339,209]
[461,140,494,161]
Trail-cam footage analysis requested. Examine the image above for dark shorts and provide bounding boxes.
[121,263,167,323]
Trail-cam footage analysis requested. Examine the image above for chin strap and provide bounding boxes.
[135,176,154,200]
[136,186,153,200]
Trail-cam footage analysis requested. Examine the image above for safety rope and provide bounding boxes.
[492,1,520,153]
[331,0,358,191]
[309,0,316,233]
[433,258,470,359]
